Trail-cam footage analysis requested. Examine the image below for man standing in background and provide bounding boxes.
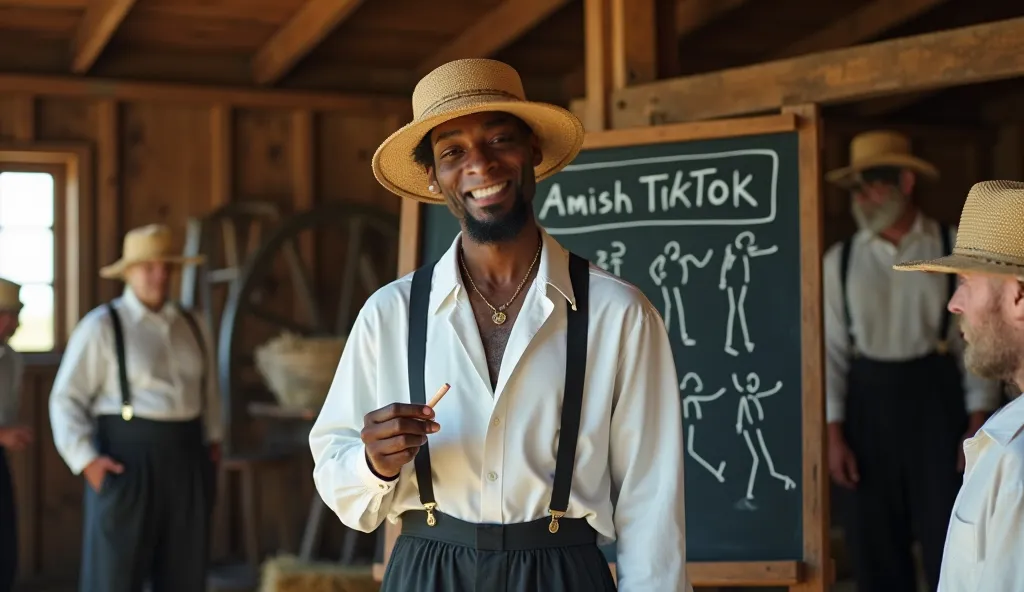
[822,131,1003,591]
[49,224,219,592]
[0,277,30,592]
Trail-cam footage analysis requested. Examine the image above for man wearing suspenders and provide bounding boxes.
[49,224,220,592]
[822,131,1003,591]
[309,59,692,591]
[0,278,29,592]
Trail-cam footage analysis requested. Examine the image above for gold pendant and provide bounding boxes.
[491,311,507,325]
[121,403,134,421]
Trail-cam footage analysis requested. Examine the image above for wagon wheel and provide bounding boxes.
[217,201,400,457]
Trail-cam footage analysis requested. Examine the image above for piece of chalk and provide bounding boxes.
[427,383,450,408]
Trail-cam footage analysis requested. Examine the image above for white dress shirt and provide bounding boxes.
[937,391,1024,591]
[48,287,221,475]
[309,228,692,592]
[0,344,23,426]
[823,213,1002,422]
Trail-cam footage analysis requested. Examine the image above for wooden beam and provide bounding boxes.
[774,0,948,59]
[416,0,571,78]
[11,95,34,142]
[611,16,1024,128]
[676,0,747,38]
[209,105,232,208]
[0,73,408,114]
[583,0,612,131]
[611,0,657,89]
[252,0,365,85]
[70,0,138,74]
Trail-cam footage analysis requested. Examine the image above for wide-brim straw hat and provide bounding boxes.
[0,277,22,311]
[825,130,940,188]
[100,223,205,279]
[894,180,1024,279]
[371,58,585,204]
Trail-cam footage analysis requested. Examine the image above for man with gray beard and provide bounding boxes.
[893,179,1024,591]
[822,131,1002,592]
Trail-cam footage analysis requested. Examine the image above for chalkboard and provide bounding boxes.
[388,110,827,589]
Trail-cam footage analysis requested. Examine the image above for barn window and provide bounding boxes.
[0,169,58,352]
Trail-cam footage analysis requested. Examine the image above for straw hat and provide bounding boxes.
[894,180,1024,279]
[825,130,939,188]
[100,223,204,279]
[371,58,585,204]
[0,277,21,312]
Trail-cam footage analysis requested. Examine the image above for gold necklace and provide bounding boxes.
[460,240,542,325]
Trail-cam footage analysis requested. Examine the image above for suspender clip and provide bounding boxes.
[548,509,564,534]
[423,502,437,526]
[121,403,134,421]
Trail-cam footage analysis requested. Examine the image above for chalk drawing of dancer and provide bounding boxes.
[649,241,714,346]
[680,371,727,483]
[719,231,778,356]
[731,371,794,511]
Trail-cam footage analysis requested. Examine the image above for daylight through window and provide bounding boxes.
[0,171,56,352]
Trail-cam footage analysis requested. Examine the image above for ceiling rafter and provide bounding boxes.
[70,0,138,74]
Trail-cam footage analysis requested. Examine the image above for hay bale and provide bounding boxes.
[261,555,379,592]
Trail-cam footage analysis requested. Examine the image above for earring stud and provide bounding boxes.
[428,184,436,192]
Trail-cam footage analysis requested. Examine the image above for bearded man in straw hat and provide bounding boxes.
[823,131,1003,591]
[893,180,1024,590]
[0,277,30,592]
[309,59,691,591]
[48,223,220,592]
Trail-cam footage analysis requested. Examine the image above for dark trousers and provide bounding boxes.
[79,416,214,592]
[382,510,617,592]
[840,352,967,592]
[0,448,15,592]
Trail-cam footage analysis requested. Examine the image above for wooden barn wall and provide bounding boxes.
[0,93,404,586]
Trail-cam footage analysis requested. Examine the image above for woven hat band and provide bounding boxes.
[420,89,524,119]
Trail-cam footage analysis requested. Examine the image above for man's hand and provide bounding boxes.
[828,422,860,489]
[361,403,440,479]
[82,455,124,492]
[957,411,990,472]
[0,425,32,451]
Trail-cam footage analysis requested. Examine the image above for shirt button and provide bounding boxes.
[378,484,387,490]
[487,471,498,482]
[491,417,501,426]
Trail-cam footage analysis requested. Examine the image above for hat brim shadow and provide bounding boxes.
[371,95,585,204]
[825,154,940,187]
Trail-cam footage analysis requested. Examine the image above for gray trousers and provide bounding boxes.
[382,510,617,592]
[79,416,214,592]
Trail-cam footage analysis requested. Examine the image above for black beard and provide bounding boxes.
[462,185,531,244]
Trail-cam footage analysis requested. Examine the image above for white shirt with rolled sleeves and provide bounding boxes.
[823,213,1003,423]
[937,392,1024,591]
[0,344,23,426]
[48,287,222,475]
[309,228,693,592]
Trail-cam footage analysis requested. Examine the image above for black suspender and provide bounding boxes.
[105,301,209,422]
[407,251,591,533]
[839,223,955,356]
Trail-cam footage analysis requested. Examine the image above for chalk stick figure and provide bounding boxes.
[680,372,727,483]
[719,231,778,356]
[731,372,794,511]
[649,241,714,346]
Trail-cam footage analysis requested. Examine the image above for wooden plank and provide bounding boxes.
[582,112,797,149]
[96,100,120,305]
[70,0,138,74]
[583,0,611,132]
[611,16,1024,128]
[610,0,656,89]
[0,73,409,114]
[396,197,421,277]
[291,109,316,322]
[11,95,35,141]
[773,0,949,59]
[787,103,828,592]
[416,0,572,78]
[675,0,747,38]
[210,105,232,208]
[688,560,803,586]
[251,0,365,85]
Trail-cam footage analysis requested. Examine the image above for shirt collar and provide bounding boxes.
[428,226,575,315]
[121,286,178,324]
[980,393,1024,447]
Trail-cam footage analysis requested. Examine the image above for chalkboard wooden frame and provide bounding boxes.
[376,105,828,591]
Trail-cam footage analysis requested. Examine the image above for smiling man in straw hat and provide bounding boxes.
[892,180,1024,591]
[0,277,29,592]
[823,131,1002,592]
[48,223,220,592]
[309,58,691,591]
